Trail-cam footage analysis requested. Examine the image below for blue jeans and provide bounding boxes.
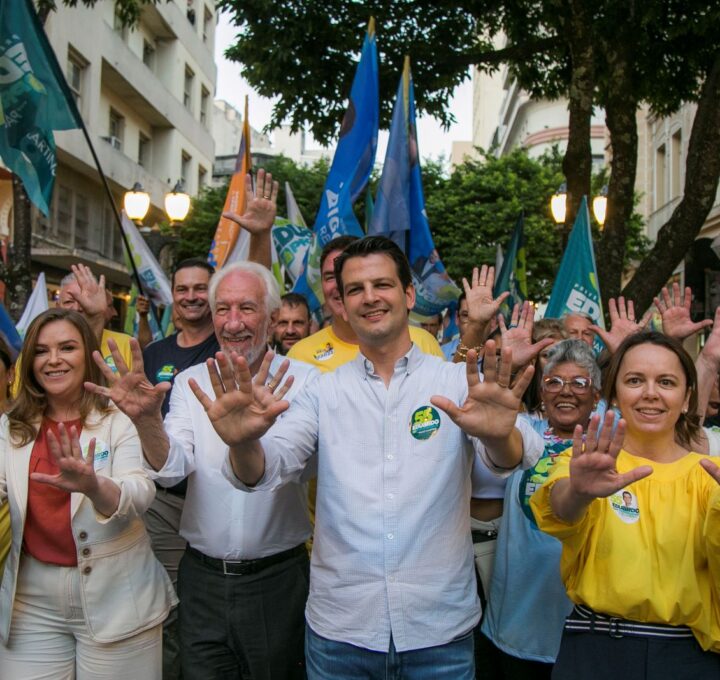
[305,625,475,680]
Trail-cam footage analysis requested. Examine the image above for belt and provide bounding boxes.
[565,605,694,640]
[187,544,306,576]
[471,529,498,544]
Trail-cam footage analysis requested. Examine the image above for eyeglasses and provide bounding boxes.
[542,376,592,394]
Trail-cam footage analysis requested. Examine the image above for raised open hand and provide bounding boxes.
[222,168,279,235]
[699,306,720,369]
[654,283,713,340]
[569,412,652,500]
[71,264,107,317]
[589,296,651,354]
[462,265,509,328]
[498,301,554,369]
[188,350,293,446]
[31,424,100,496]
[432,340,534,441]
[85,338,169,420]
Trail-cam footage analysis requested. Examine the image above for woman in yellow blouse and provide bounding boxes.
[531,331,720,678]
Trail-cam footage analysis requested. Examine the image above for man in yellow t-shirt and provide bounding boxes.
[288,236,443,372]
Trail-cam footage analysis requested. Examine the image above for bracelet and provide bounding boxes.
[456,344,484,360]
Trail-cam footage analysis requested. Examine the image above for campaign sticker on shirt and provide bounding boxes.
[86,440,110,471]
[313,343,334,362]
[410,406,441,440]
[104,355,118,373]
[156,364,176,382]
[608,489,640,524]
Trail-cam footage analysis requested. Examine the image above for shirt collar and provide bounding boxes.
[355,342,423,379]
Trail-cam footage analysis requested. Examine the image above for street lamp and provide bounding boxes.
[164,181,191,224]
[123,182,150,222]
[550,182,567,224]
[592,185,608,228]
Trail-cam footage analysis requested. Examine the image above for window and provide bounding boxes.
[142,40,155,70]
[74,193,90,249]
[66,49,86,109]
[181,151,191,186]
[138,133,151,168]
[671,130,682,199]
[198,165,207,189]
[108,108,124,151]
[184,66,194,111]
[200,86,209,126]
[203,6,213,44]
[56,185,72,243]
[655,144,666,209]
[113,3,128,40]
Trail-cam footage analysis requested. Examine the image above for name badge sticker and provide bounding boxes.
[609,489,640,524]
[410,405,441,441]
[86,440,110,472]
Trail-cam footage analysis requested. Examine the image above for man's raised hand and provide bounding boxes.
[85,338,169,420]
[188,350,293,446]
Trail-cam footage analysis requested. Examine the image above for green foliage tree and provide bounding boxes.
[423,148,647,303]
[218,0,720,314]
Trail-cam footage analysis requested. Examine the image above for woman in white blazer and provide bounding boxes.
[0,308,177,679]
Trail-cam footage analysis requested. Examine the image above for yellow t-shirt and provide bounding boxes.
[288,324,443,373]
[12,328,133,396]
[531,448,720,652]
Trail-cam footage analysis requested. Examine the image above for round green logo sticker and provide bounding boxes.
[410,405,441,440]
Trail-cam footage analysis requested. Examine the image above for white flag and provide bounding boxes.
[121,212,172,306]
[285,182,307,228]
[16,272,49,338]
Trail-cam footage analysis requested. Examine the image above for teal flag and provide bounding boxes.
[0,0,82,214]
[494,212,527,319]
[546,197,605,354]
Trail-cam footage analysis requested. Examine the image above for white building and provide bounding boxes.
[4,0,217,293]
[212,99,332,183]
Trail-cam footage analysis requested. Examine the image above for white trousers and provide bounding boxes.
[0,553,162,680]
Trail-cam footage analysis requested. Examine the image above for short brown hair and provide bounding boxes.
[8,309,111,445]
[603,331,700,449]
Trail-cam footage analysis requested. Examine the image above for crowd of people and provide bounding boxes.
[0,171,719,680]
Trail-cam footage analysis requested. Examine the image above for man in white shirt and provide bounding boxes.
[88,261,317,680]
[189,236,544,679]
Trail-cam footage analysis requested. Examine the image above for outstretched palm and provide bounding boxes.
[31,424,99,496]
[499,302,554,369]
[222,169,279,235]
[654,283,713,340]
[590,296,651,354]
[85,338,168,419]
[188,351,293,446]
[432,340,533,441]
[569,412,652,499]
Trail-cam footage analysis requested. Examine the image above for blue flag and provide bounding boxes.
[546,197,605,354]
[0,301,22,360]
[494,212,527,319]
[369,57,459,316]
[293,19,379,311]
[0,0,82,215]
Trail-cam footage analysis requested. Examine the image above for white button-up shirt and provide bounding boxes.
[224,346,543,652]
[148,354,318,560]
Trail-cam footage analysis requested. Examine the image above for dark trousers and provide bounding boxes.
[178,546,309,680]
[553,630,720,679]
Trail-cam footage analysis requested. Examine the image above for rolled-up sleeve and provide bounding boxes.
[471,415,544,477]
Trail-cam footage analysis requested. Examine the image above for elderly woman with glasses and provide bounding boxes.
[481,339,601,679]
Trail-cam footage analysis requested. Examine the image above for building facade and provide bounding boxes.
[3,0,217,307]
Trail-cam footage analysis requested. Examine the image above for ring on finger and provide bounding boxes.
[263,194,271,199]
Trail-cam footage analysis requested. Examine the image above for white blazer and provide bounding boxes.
[0,408,178,644]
